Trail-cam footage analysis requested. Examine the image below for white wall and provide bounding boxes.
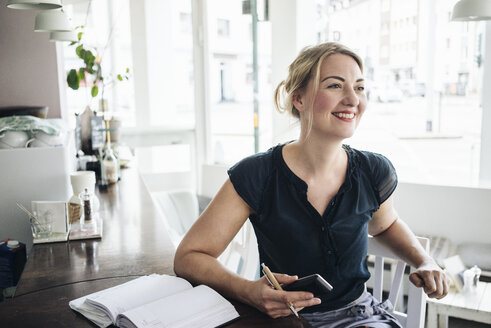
[394,182,491,245]
[0,3,66,119]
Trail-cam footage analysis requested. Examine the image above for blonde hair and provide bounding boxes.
[274,42,363,135]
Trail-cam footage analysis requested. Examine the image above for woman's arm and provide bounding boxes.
[174,179,320,318]
[368,195,449,299]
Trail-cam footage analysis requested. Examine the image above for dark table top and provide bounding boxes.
[0,166,310,327]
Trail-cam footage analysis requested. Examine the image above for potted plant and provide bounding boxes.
[66,28,130,107]
[66,28,129,154]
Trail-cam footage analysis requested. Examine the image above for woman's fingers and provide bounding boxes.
[410,263,449,299]
[409,272,424,287]
[273,272,299,284]
[257,276,321,318]
[263,296,321,318]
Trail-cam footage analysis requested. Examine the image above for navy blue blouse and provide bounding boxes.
[227,143,397,312]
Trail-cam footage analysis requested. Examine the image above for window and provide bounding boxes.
[382,0,390,12]
[180,12,192,34]
[217,18,230,38]
[62,0,135,123]
[62,0,196,182]
[62,0,487,188]
[206,0,272,164]
[323,0,484,187]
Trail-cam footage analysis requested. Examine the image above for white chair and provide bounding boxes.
[150,164,260,280]
[200,164,260,280]
[368,236,429,328]
[218,220,260,280]
[152,190,199,247]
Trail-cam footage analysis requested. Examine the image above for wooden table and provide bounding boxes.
[0,166,310,327]
[427,282,491,328]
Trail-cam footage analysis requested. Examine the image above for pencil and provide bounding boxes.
[261,263,299,318]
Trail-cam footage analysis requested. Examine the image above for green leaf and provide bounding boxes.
[86,50,94,60]
[75,45,83,58]
[77,32,82,41]
[78,68,85,80]
[83,50,95,66]
[91,85,99,97]
[126,67,130,73]
[67,69,80,90]
[69,41,76,46]
[117,74,123,81]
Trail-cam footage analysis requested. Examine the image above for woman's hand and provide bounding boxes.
[247,272,321,318]
[409,261,449,299]
[370,196,449,300]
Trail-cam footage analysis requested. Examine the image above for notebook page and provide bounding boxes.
[69,298,113,328]
[69,279,157,328]
[117,285,239,328]
[84,275,192,323]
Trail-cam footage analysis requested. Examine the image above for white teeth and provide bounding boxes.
[333,112,355,119]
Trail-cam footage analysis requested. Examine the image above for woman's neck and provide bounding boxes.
[284,135,346,179]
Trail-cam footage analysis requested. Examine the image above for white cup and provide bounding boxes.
[69,171,99,211]
[0,131,31,149]
[70,171,96,195]
[27,131,64,148]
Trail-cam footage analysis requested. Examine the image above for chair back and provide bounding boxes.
[367,236,429,328]
[219,220,259,280]
[152,190,199,247]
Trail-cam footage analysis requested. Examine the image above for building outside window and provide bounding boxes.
[62,0,487,188]
[206,0,272,165]
[317,0,484,187]
[217,18,231,38]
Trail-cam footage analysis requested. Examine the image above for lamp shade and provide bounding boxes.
[50,31,78,42]
[7,0,62,10]
[34,10,73,32]
[452,0,491,21]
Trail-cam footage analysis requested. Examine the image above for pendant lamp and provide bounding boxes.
[7,0,62,10]
[50,31,78,42]
[34,9,73,32]
[451,0,491,21]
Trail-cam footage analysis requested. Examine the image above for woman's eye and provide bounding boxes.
[328,83,342,89]
[357,86,365,91]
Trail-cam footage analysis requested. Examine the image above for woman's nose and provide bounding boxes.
[342,87,360,107]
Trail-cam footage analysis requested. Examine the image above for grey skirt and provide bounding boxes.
[301,291,403,328]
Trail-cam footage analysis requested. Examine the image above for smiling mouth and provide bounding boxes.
[332,112,355,119]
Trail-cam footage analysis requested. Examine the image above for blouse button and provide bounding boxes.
[321,226,325,231]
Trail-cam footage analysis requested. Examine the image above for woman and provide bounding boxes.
[174,42,448,327]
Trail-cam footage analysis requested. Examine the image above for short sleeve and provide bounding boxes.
[365,152,398,204]
[227,150,273,213]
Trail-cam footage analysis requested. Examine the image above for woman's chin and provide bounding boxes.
[324,129,357,140]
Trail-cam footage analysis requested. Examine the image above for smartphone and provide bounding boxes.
[281,274,333,296]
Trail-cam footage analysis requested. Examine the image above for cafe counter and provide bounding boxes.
[0,166,310,327]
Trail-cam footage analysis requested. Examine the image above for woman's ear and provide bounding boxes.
[292,91,306,112]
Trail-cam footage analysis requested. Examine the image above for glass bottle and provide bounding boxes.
[79,187,93,224]
[101,120,119,185]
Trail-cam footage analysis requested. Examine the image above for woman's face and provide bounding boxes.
[297,53,367,140]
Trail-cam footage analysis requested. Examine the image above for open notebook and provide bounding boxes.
[69,274,239,328]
